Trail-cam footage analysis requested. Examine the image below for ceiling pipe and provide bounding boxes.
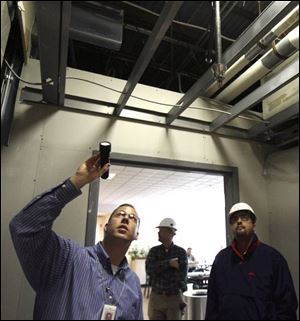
[215,25,299,103]
[205,5,299,97]
[212,1,227,87]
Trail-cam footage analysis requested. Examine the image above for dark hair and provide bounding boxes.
[108,203,140,225]
[248,212,256,224]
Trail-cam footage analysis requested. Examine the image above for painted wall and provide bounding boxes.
[266,147,299,315]
[1,59,297,319]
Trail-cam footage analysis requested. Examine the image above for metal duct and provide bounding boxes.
[69,3,123,51]
[215,25,299,103]
[205,5,299,97]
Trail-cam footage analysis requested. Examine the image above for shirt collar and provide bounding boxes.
[160,242,175,252]
[230,234,261,261]
[93,242,130,273]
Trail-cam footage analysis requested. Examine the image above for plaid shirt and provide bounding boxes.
[146,243,187,295]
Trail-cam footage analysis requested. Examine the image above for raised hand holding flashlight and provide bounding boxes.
[70,142,111,189]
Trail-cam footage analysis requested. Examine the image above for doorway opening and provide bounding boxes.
[86,153,239,266]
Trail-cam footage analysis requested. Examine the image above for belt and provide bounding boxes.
[152,289,180,296]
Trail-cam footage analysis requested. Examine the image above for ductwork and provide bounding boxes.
[215,25,299,103]
[205,5,299,97]
[69,2,123,51]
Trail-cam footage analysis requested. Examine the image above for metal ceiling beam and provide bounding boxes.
[113,1,183,117]
[165,1,298,125]
[210,58,299,132]
[248,103,299,138]
[21,86,249,141]
[276,136,299,149]
[36,1,71,105]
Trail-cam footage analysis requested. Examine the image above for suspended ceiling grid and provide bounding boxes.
[98,164,224,213]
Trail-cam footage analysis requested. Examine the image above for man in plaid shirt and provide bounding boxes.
[146,218,187,320]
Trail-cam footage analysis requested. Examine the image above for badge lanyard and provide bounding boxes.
[105,277,126,306]
[101,274,126,320]
[96,255,127,320]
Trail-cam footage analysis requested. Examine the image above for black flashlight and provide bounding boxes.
[99,141,111,179]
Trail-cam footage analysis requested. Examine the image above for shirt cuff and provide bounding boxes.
[55,178,82,203]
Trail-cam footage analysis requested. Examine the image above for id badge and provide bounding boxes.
[101,304,117,320]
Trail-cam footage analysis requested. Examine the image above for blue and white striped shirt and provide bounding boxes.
[9,179,144,320]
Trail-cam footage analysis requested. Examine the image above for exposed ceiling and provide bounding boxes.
[67,1,273,93]
[24,1,299,150]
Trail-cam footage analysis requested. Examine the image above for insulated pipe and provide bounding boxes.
[205,5,299,97]
[215,25,299,103]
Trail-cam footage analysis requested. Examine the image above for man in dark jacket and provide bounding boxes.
[205,202,298,320]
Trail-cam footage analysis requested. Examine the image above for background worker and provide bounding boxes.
[146,218,187,320]
[186,247,198,272]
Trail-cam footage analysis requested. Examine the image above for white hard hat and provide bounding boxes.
[229,202,256,222]
[156,218,177,231]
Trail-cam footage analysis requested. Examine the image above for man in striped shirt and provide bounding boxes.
[10,154,144,320]
[146,218,187,320]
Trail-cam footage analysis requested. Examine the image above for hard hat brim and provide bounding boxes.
[228,211,256,223]
[156,225,177,231]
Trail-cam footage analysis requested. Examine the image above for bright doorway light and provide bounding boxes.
[96,165,226,265]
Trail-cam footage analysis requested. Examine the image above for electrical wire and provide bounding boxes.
[66,76,269,123]
[4,59,53,85]
[4,60,268,124]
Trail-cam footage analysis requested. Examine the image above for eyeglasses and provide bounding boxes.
[229,213,252,224]
[113,211,139,224]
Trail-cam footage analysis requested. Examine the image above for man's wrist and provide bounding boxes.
[70,174,86,189]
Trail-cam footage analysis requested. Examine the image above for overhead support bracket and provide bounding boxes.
[36,1,71,105]
[210,58,299,132]
[248,103,299,139]
[165,1,299,125]
[113,1,183,117]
